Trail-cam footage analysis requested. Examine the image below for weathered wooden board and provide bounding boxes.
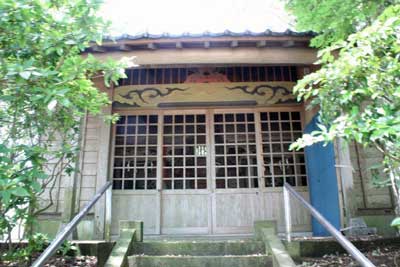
[161,192,209,234]
[263,189,311,232]
[214,191,263,232]
[87,47,317,65]
[111,193,158,235]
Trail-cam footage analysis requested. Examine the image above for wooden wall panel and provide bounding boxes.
[263,190,311,232]
[161,193,209,234]
[349,143,393,211]
[215,192,263,228]
[111,194,158,235]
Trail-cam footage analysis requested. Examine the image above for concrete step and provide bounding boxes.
[143,234,254,241]
[132,240,266,256]
[128,255,272,267]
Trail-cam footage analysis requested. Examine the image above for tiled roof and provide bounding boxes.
[104,29,314,41]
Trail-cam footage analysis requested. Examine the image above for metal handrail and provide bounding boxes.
[32,181,112,267]
[283,182,375,267]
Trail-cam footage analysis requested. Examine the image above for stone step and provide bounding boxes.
[132,240,266,256]
[128,255,272,267]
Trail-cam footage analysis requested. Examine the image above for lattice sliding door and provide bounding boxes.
[112,114,159,190]
[162,114,208,190]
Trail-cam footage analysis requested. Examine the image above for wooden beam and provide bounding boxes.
[86,47,318,65]
[147,43,157,50]
[231,40,239,48]
[204,41,210,49]
[175,42,183,49]
[256,40,267,48]
[92,45,107,53]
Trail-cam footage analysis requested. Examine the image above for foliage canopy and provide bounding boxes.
[286,0,394,48]
[287,0,400,213]
[0,0,126,254]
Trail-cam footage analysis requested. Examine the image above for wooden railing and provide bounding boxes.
[32,181,112,267]
[283,182,375,267]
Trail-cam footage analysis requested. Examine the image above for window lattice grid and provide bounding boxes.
[113,115,158,190]
[214,113,259,189]
[162,114,208,190]
[260,111,307,187]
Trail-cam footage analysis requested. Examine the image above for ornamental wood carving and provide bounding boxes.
[184,68,230,83]
[113,82,297,108]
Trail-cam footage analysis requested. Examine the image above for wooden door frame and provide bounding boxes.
[110,104,310,235]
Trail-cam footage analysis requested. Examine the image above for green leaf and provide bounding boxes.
[391,217,400,228]
[1,191,11,204]
[37,172,48,179]
[31,182,42,192]
[11,187,30,197]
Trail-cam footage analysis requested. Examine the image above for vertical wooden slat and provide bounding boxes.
[156,111,163,234]
[273,67,276,81]
[248,67,252,82]
[138,68,142,85]
[129,69,133,85]
[255,111,266,189]
[291,66,298,82]
[267,112,275,187]
[117,65,304,85]
[94,103,112,238]
[208,109,217,234]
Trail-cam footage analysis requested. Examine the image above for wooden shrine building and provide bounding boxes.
[38,30,396,239]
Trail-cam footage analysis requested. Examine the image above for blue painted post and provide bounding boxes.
[304,115,341,236]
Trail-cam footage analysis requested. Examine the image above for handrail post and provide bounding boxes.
[284,182,375,267]
[105,183,112,241]
[283,185,292,242]
[32,181,112,267]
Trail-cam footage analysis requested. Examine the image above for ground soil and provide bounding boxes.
[298,245,400,267]
[0,255,97,267]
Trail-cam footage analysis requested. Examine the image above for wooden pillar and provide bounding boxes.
[93,77,113,239]
[61,112,88,239]
[334,139,356,227]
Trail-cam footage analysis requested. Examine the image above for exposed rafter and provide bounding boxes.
[282,40,295,47]
[92,45,107,53]
[118,44,132,51]
[231,40,239,48]
[176,42,183,49]
[86,36,311,53]
[256,40,267,48]
[147,43,157,50]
